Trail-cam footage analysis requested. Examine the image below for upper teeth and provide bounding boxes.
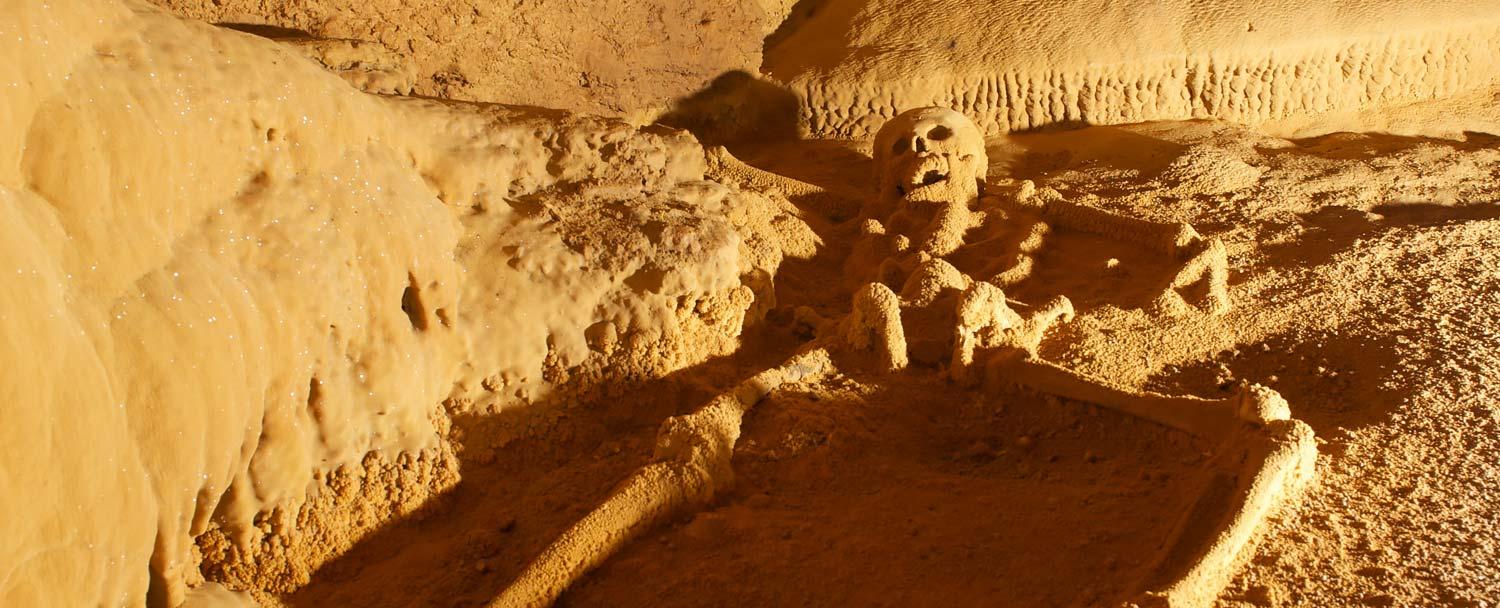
[906,158,950,188]
[891,155,955,197]
[916,170,948,186]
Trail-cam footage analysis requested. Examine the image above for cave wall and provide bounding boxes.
[147,0,791,118]
[765,0,1500,137]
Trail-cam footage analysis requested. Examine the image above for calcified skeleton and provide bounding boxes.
[493,108,1313,608]
[829,106,1077,374]
[796,106,1227,378]
[859,106,1225,322]
[802,109,1311,608]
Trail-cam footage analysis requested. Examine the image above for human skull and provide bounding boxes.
[873,107,988,210]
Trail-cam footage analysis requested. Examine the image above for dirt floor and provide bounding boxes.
[561,373,1213,608]
[260,118,1500,607]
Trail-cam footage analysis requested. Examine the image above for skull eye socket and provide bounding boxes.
[891,138,910,155]
[927,125,953,141]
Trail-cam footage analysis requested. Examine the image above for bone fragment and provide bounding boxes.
[705,145,862,219]
[1152,237,1231,316]
[1134,420,1317,607]
[987,356,1283,439]
[1041,198,1201,257]
[490,348,832,608]
[841,283,909,372]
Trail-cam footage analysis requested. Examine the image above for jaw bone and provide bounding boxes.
[893,154,954,199]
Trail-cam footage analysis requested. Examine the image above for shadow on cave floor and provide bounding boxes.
[990,123,1191,188]
[655,69,875,208]
[559,369,1215,608]
[217,23,314,39]
[1144,323,1413,440]
[1263,130,1500,161]
[282,327,806,608]
[1259,201,1500,268]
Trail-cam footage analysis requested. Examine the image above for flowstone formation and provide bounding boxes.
[0,2,810,605]
[766,0,1500,138]
[490,108,1317,608]
[150,0,780,117]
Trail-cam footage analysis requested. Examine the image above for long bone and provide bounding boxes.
[489,347,833,608]
[705,145,864,220]
[980,351,1316,608]
[1022,182,1230,314]
[986,354,1292,437]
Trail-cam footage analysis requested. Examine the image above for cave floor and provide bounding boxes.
[283,120,1500,607]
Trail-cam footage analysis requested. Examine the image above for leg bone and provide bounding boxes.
[1153,237,1231,316]
[491,348,832,608]
[987,356,1286,440]
[841,282,908,372]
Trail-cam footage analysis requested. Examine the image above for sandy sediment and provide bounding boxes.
[764,0,1500,138]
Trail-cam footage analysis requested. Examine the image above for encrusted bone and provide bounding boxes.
[1035,194,1202,257]
[840,283,909,372]
[872,107,989,213]
[1153,237,1231,316]
[951,284,1075,384]
[951,282,1015,383]
[834,263,1076,381]
[870,107,989,256]
[705,145,863,220]
[900,257,971,307]
[490,348,833,608]
[986,356,1284,438]
[1021,182,1231,315]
